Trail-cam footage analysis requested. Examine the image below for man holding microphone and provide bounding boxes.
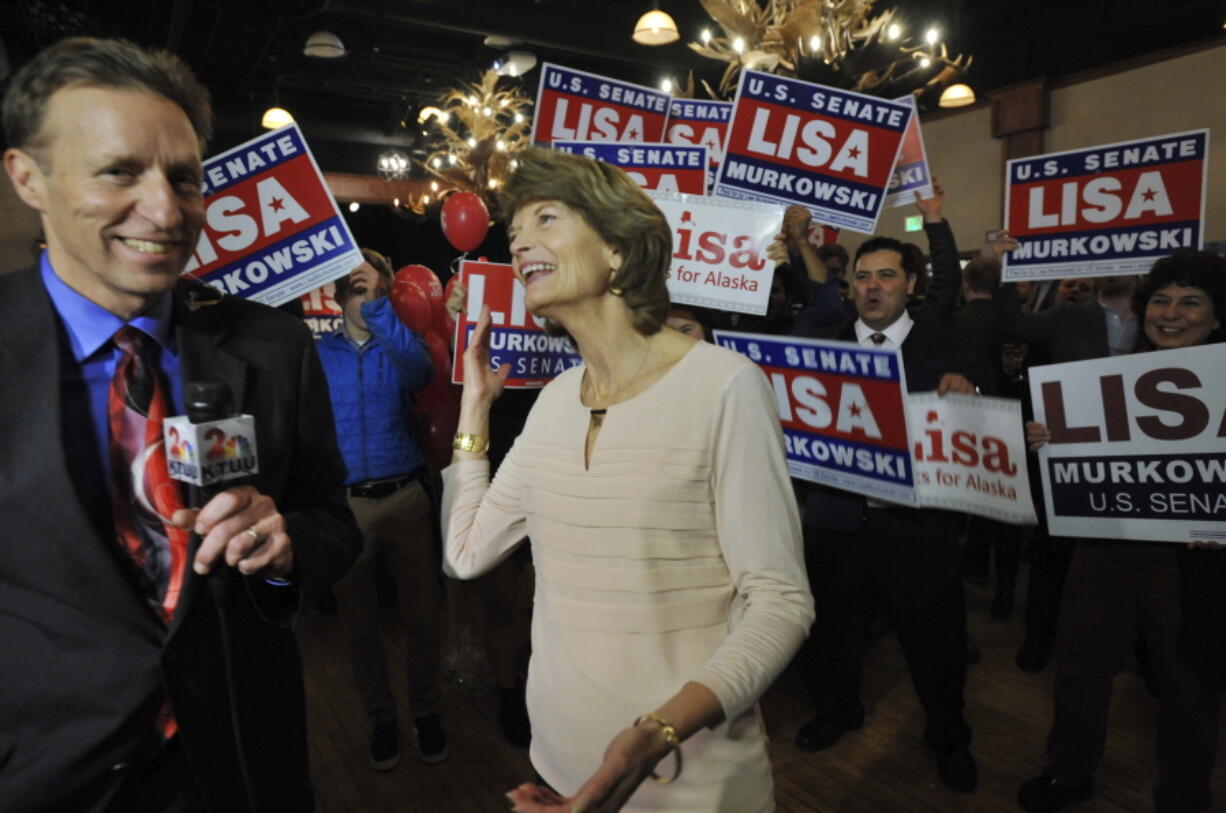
[0,36,359,810]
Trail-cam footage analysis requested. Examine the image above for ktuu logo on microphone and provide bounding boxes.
[163,415,259,486]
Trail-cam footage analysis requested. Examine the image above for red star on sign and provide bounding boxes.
[1142,188,1156,201]
[850,403,862,417]
[848,147,861,159]
[270,197,285,211]
[627,129,640,139]
[705,139,719,151]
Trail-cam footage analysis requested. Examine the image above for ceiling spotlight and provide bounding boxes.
[347,201,360,213]
[939,83,977,108]
[495,50,537,77]
[261,106,293,129]
[304,31,345,59]
[633,8,680,46]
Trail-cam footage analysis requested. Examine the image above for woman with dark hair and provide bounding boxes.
[1019,250,1225,813]
[441,148,813,812]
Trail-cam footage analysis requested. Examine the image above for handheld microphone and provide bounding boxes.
[163,381,260,508]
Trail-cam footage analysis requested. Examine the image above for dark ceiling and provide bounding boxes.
[2,0,1225,177]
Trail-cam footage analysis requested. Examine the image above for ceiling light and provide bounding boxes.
[925,27,939,45]
[448,154,457,165]
[495,50,537,77]
[938,83,976,108]
[430,181,439,191]
[304,31,345,59]
[919,56,932,68]
[887,23,902,41]
[700,28,712,45]
[514,113,524,123]
[431,157,441,168]
[660,78,673,93]
[261,106,293,129]
[732,37,745,54]
[482,106,492,116]
[633,9,680,46]
[809,35,821,52]
[348,201,360,213]
[377,150,410,180]
[467,137,477,148]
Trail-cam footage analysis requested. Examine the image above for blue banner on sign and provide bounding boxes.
[1008,133,1208,184]
[202,127,308,196]
[195,215,356,299]
[465,324,583,384]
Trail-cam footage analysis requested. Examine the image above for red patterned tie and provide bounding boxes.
[108,327,189,736]
[108,326,190,620]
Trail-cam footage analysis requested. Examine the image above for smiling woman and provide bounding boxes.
[441,148,814,813]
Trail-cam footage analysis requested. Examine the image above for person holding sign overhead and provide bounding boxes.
[1017,250,1225,813]
[792,215,991,793]
[442,148,814,812]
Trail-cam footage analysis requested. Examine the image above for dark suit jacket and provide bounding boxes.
[798,313,992,535]
[0,267,361,811]
[992,287,1112,363]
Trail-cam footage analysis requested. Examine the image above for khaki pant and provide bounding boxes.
[336,479,441,721]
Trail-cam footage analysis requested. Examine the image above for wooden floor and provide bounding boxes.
[297,566,1226,812]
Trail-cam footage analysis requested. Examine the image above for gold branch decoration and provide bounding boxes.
[411,69,534,213]
[688,0,971,100]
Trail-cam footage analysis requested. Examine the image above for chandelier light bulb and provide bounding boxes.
[482,106,492,116]
[347,201,359,213]
[496,139,506,151]
[661,78,673,93]
[422,194,431,205]
[488,178,498,189]
[919,56,932,68]
[393,197,400,207]
[467,137,477,148]
[887,23,902,41]
[732,37,745,54]
[514,112,524,123]
[448,154,457,165]
[430,181,439,191]
[431,157,441,168]
[809,35,821,52]
[467,95,478,106]
[700,28,711,44]
[925,27,939,45]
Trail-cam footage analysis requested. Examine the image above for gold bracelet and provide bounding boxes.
[452,432,489,454]
[634,713,683,784]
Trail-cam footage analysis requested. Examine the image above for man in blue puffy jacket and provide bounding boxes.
[316,248,447,770]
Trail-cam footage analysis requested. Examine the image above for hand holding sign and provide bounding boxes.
[913,176,945,223]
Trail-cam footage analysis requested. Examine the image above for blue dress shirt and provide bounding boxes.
[39,251,182,491]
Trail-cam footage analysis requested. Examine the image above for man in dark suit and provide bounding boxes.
[0,37,360,810]
[991,260,1139,672]
[794,234,989,794]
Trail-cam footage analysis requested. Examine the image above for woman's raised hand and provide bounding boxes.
[461,305,511,408]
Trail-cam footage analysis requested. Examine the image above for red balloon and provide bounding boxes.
[397,264,447,334]
[440,192,490,252]
[440,274,461,339]
[389,274,431,335]
[415,330,461,472]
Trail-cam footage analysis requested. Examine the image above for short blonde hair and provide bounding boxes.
[500,148,672,336]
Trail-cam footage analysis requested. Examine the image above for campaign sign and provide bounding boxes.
[715,331,916,505]
[553,141,708,195]
[714,70,912,234]
[299,280,343,339]
[451,260,582,389]
[1003,129,1208,281]
[1029,344,1226,543]
[909,393,1037,524]
[666,98,733,189]
[648,191,779,316]
[163,415,259,488]
[883,96,934,208]
[182,123,362,306]
[531,63,670,147]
